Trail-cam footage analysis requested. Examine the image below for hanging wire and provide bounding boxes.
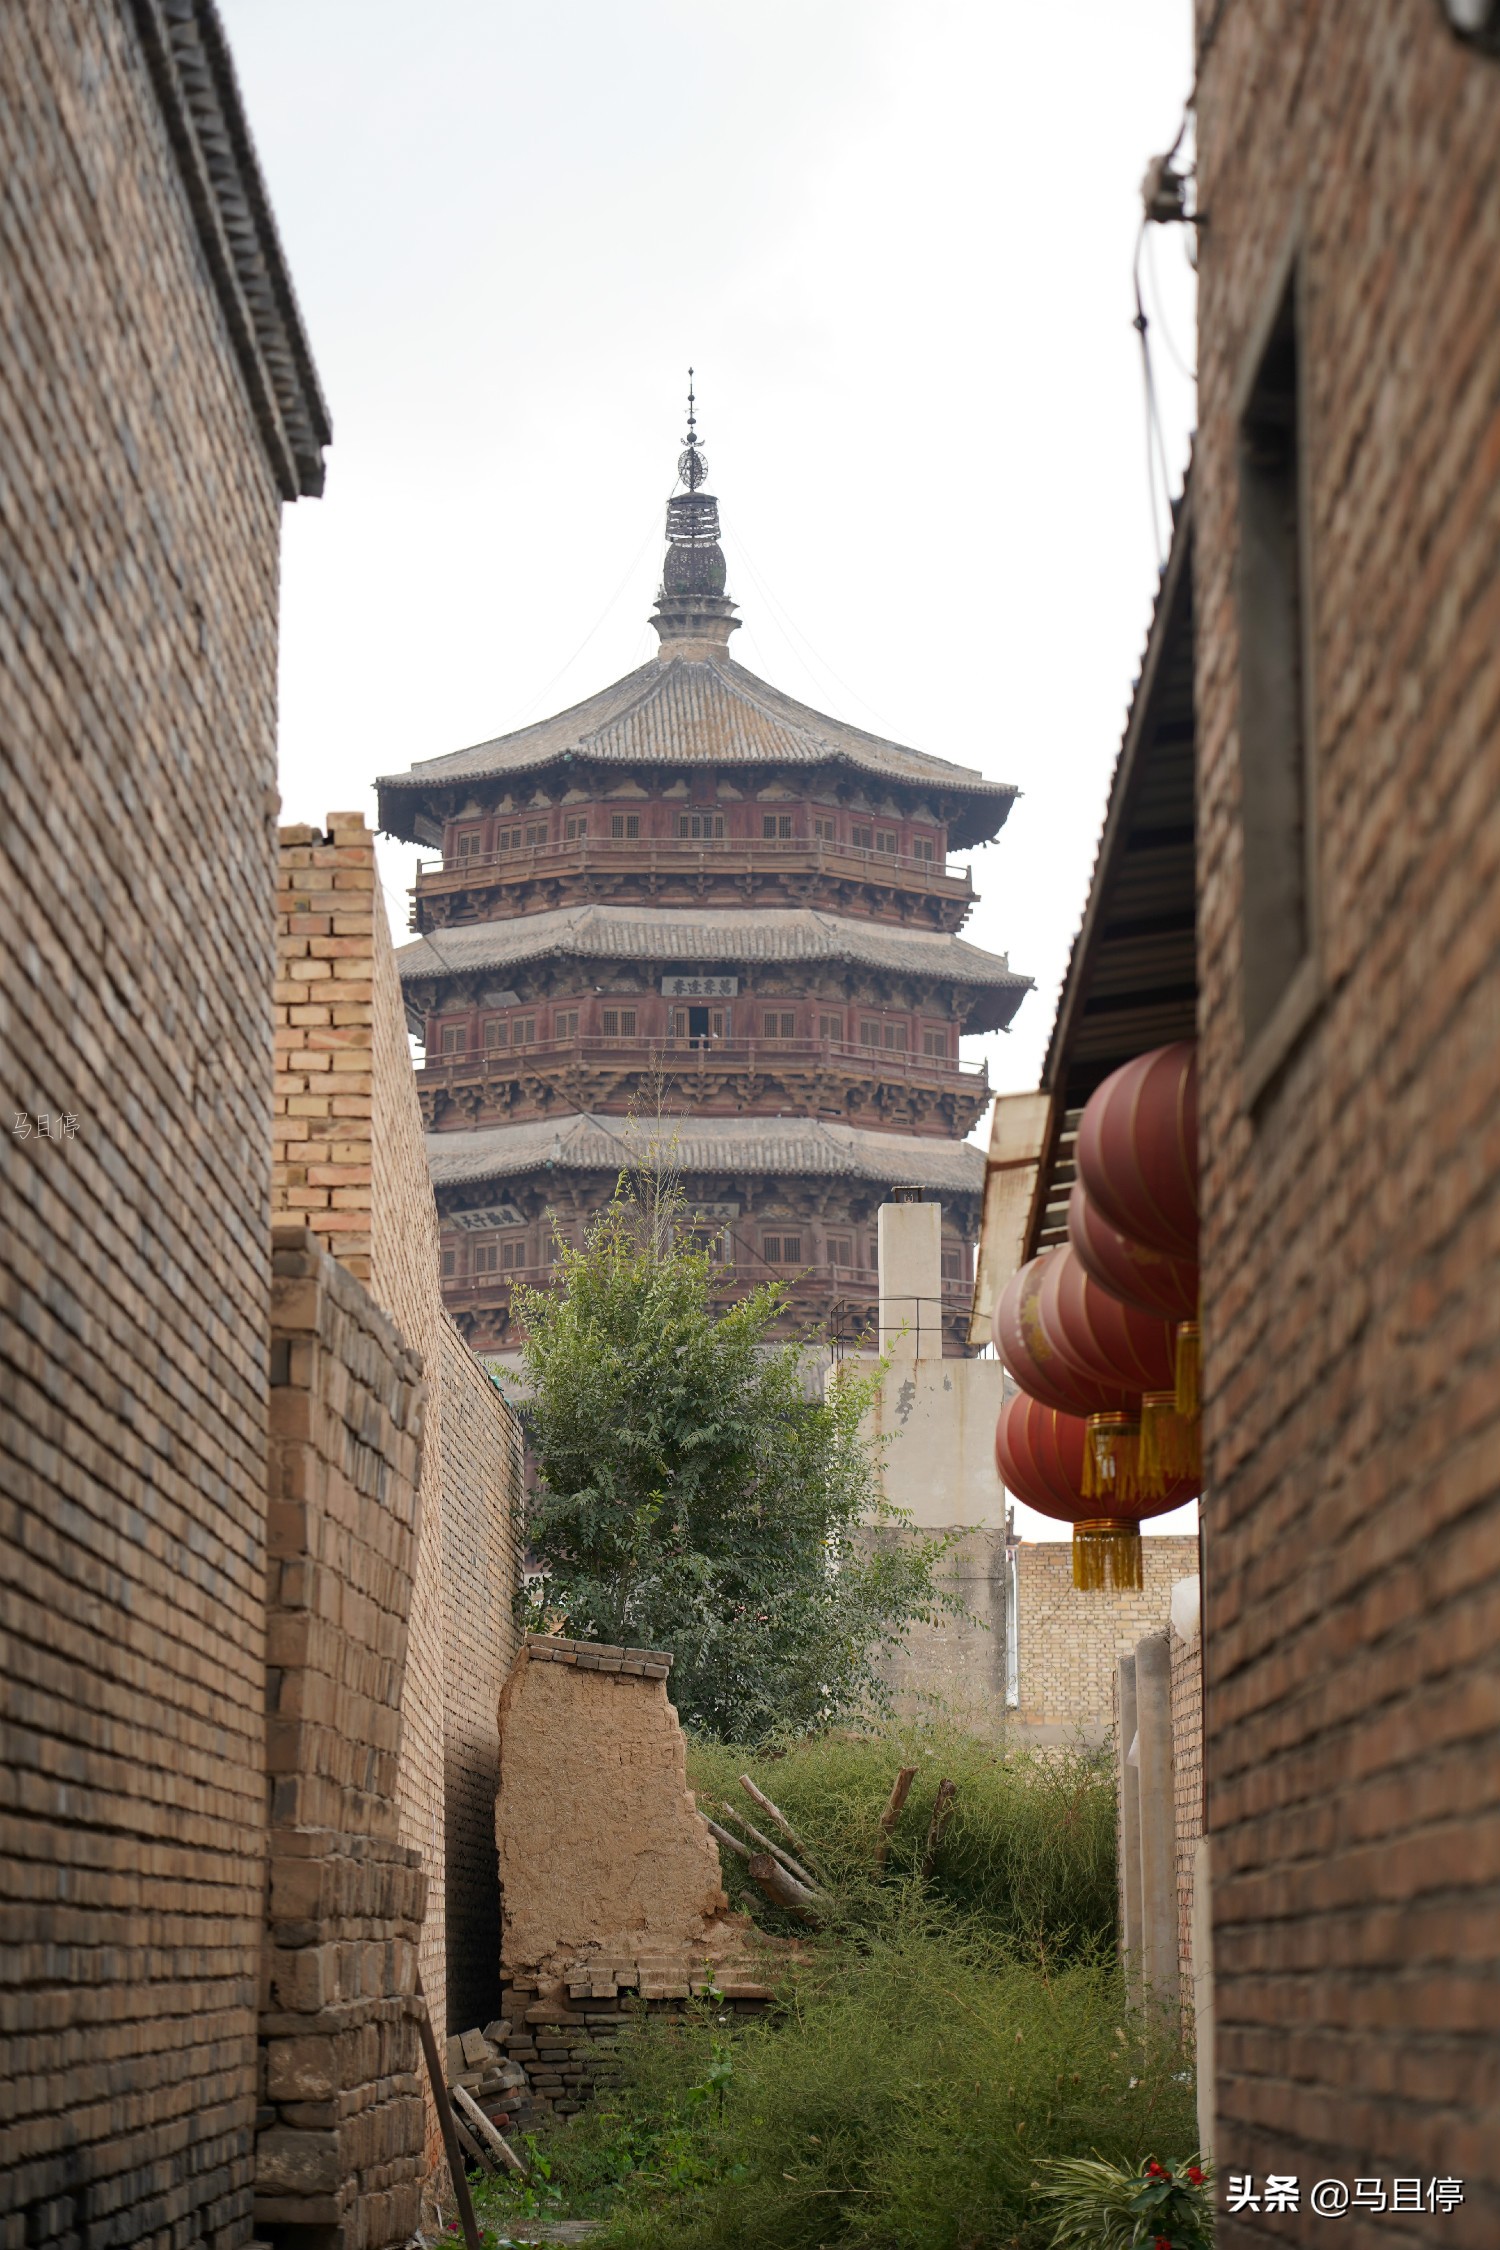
[490,497,671,734]
[1142,223,1198,385]
[722,521,906,739]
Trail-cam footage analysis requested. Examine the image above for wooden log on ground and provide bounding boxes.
[920,1778,958,1880]
[738,1774,826,1879]
[453,2083,527,2176]
[875,1766,919,1867]
[704,1815,752,1860]
[748,1851,825,1923]
[718,1801,819,1890]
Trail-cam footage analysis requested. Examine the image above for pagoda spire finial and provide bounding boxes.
[653,369,739,658]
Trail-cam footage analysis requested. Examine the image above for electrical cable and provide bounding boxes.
[722,522,906,740]
[1143,223,1198,384]
[490,497,671,735]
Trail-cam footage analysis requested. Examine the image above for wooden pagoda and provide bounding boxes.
[377,400,1030,1357]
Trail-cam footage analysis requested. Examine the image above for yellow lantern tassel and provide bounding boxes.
[1083,1412,1143,1502]
[1072,1519,1144,1591]
[1139,1391,1201,1492]
[1175,1321,1200,1418]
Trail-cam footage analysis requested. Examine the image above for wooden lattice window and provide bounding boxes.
[678,812,725,837]
[883,1023,909,1052]
[762,1011,796,1039]
[609,812,641,838]
[762,813,794,839]
[763,1234,803,1264]
[942,1247,962,1282]
[455,829,483,857]
[501,1238,528,1271]
[852,824,874,850]
[473,1240,500,1274]
[859,1018,880,1047]
[554,1009,579,1040]
[912,836,935,862]
[483,1018,507,1050]
[525,821,548,846]
[818,1011,843,1042]
[876,829,899,854]
[922,1026,949,1058]
[496,825,523,851]
[439,1021,468,1055]
[813,814,835,841]
[512,1017,535,1046]
[827,1236,853,1267]
[565,813,588,840]
[441,1247,457,1278]
[601,1007,637,1036]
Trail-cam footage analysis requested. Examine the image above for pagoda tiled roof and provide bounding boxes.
[377,652,1015,848]
[397,902,1030,1025]
[425,1112,988,1197]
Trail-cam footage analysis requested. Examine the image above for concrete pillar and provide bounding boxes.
[1117,1652,1143,2009]
[1192,1833,1216,2159]
[877,1198,942,1360]
[1135,1631,1179,2015]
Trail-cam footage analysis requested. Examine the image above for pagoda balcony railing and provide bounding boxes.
[420,1032,989,1096]
[411,833,975,919]
[451,1263,974,1305]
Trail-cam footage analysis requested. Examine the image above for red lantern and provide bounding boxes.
[1075,1041,1199,1261]
[1067,1181,1199,1324]
[995,1391,1195,1590]
[1036,1244,1179,1396]
[992,1252,1137,1418]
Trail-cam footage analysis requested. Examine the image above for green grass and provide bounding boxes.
[466,1730,1196,2250]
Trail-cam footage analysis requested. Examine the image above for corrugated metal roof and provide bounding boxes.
[398,901,1029,1002]
[426,1111,988,1195]
[377,651,1015,847]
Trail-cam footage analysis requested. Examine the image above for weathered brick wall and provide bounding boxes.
[1014,1539,1198,1737]
[259,1229,429,2248]
[0,5,295,2239]
[1193,4,1500,2237]
[273,814,527,2100]
[440,1318,527,2036]
[1170,1622,1202,1999]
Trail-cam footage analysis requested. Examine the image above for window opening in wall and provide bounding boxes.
[674,1005,724,1039]
[455,829,483,857]
[501,1238,527,1270]
[876,829,898,854]
[564,813,588,840]
[1238,253,1314,1052]
[553,1009,578,1040]
[763,813,794,839]
[762,1011,796,1039]
[883,1023,909,1052]
[512,1016,536,1046]
[601,1007,637,1036]
[497,825,522,851]
[828,1235,853,1267]
[763,1234,803,1264]
[941,1247,962,1281]
[678,812,725,838]
[852,824,874,850]
[473,1240,500,1274]
[922,1025,950,1058]
[859,1018,880,1046]
[912,835,935,862]
[610,812,641,838]
[483,1018,507,1050]
[525,821,548,846]
[818,1011,843,1043]
[440,1021,468,1055]
[441,1247,456,1277]
[813,814,835,841]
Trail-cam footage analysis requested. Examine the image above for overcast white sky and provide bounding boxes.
[223,0,1199,1536]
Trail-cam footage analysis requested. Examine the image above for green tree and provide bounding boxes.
[508,1158,959,1740]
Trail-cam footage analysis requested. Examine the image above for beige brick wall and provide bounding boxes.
[1015,1539,1198,1737]
[0,5,290,2237]
[1170,1622,1203,1998]
[260,1229,430,2248]
[274,815,526,2086]
[1193,4,1500,2233]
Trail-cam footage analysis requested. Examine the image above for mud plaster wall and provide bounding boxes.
[495,1645,726,1981]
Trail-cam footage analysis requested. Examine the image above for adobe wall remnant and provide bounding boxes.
[491,1636,776,2120]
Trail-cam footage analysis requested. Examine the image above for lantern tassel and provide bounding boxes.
[1072,1520,1144,1592]
[1083,1413,1144,1503]
[1175,1322,1200,1418]
[1139,1391,1200,1492]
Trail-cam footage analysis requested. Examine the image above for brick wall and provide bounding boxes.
[1193,3,1500,2237]
[259,1229,429,2248]
[0,4,313,2239]
[273,815,526,2091]
[1014,1539,1198,1738]
[440,1319,526,2035]
[1170,1621,1203,1998]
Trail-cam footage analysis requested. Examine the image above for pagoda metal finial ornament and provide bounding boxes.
[653,368,740,656]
